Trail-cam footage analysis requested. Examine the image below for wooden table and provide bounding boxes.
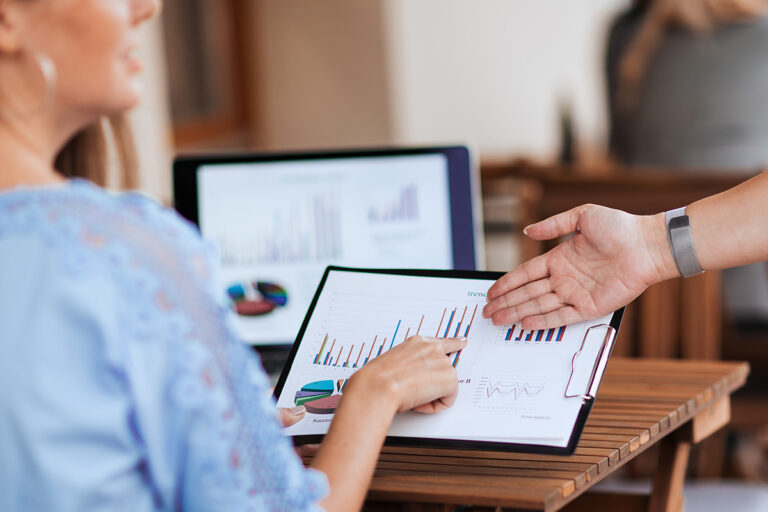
[359,358,749,512]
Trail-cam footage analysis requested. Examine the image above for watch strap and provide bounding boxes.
[665,207,704,278]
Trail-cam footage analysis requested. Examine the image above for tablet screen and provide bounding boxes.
[274,268,621,451]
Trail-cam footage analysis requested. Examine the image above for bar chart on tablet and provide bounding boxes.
[497,325,567,345]
[310,303,480,370]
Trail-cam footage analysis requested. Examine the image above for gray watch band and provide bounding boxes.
[665,207,704,278]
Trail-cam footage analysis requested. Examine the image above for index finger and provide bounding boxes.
[486,253,549,301]
[438,337,468,355]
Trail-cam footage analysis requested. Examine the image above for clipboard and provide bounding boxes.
[273,266,624,455]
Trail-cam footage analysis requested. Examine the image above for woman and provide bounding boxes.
[0,1,465,511]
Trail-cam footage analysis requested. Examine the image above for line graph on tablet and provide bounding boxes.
[472,376,547,410]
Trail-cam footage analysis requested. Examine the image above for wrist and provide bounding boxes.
[344,368,400,418]
[640,212,681,284]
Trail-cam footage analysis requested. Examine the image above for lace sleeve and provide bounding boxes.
[111,196,330,511]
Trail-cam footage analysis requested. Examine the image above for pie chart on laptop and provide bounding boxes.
[227,280,289,317]
[294,380,342,414]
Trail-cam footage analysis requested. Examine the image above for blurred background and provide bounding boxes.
[133,0,768,492]
[134,0,619,203]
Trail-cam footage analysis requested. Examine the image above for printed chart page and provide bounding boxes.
[276,270,615,447]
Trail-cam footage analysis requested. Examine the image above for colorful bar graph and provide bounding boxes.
[323,339,336,365]
[443,308,456,338]
[451,305,478,368]
[314,333,330,364]
[389,320,401,350]
[312,304,481,370]
[377,338,386,357]
[333,345,343,366]
[354,344,365,368]
[464,305,477,337]
[500,325,567,344]
[343,345,354,367]
[435,308,447,337]
[364,336,376,366]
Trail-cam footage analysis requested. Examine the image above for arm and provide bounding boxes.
[686,171,768,270]
[482,170,768,329]
[311,336,466,512]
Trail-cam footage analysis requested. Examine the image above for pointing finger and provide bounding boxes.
[438,337,468,355]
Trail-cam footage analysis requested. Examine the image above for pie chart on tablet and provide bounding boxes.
[226,280,289,317]
[294,380,342,414]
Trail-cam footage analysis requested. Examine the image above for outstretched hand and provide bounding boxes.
[483,204,674,329]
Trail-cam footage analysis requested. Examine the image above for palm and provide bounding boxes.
[484,205,661,329]
[547,208,653,320]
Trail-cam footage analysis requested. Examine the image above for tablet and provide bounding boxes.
[274,267,624,454]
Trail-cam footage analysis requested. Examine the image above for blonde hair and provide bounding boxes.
[617,0,768,109]
[55,115,139,189]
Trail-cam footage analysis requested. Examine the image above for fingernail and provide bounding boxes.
[290,406,306,416]
[523,225,532,235]
[458,336,467,341]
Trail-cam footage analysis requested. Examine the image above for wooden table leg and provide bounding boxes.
[648,435,691,512]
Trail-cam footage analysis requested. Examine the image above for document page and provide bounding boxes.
[276,270,615,447]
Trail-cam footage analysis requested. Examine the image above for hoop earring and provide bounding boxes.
[0,48,58,119]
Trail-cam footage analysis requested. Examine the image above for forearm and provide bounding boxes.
[311,377,397,512]
[640,170,768,284]
[686,171,768,270]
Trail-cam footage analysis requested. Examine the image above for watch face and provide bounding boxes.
[669,215,690,230]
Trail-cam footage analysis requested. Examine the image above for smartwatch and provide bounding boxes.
[665,207,704,278]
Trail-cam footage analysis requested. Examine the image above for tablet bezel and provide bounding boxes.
[273,266,624,455]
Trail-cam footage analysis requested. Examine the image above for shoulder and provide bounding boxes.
[0,179,211,275]
[0,179,222,341]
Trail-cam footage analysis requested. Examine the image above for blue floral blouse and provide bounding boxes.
[0,179,328,511]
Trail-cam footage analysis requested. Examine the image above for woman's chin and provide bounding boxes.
[108,90,143,116]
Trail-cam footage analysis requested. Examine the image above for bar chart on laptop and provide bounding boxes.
[367,184,419,224]
[214,190,343,267]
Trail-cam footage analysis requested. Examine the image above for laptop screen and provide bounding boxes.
[174,146,480,347]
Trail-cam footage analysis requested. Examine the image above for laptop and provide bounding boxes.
[173,146,483,374]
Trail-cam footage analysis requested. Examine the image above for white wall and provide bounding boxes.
[131,18,173,203]
[252,0,393,150]
[383,0,629,158]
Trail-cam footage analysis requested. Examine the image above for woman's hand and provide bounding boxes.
[278,406,320,456]
[483,204,677,329]
[346,335,467,414]
[278,406,307,428]
[311,335,466,512]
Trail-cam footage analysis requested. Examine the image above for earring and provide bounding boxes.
[0,47,58,119]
